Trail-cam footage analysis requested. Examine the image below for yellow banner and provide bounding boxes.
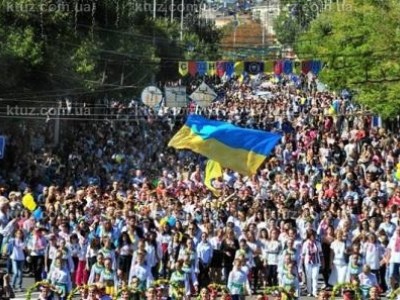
[264,60,274,74]
[178,61,188,76]
[293,60,301,74]
[207,61,216,75]
[234,61,244,75]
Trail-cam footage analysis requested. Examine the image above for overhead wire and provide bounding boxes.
[0,109,377,122]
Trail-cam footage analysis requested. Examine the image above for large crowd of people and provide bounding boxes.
[0,73,399,300]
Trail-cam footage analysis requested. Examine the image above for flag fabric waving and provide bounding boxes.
[168,115,282,175]
[205,160,223,196]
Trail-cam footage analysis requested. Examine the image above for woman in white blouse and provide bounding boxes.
[227,258,251,300]
[301,230,324,297]
[117,232,134,281]
[361,233,385,286]
[263,228,281,287]
[329,229,349,286]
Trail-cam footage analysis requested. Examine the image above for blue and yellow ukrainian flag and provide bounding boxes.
[168,115,281,175]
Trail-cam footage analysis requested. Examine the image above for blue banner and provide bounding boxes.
[196,61,207,76]
[225,62,235,77]
[283,60,293,75]
[312,60,322,74]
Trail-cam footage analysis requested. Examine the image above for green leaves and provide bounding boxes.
[274,13,303,46]
[295,0,400,118]
[71,41,97,74]
[4,27,43,65]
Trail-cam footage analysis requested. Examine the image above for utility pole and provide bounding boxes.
[233,14,238,49]
[262,12,265,46]
[180,0,184,40]
[152,0,156,83]
[171,0,174,22]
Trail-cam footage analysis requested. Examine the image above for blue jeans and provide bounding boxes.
[12,260,24,288]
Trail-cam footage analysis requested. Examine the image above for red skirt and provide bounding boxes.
[75,260,88,286]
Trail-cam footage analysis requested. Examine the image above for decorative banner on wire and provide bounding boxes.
[274,60,283,75]
[177,60,324,77]
[234,61,244,75]
[197,61,207,76]
[245,62,264,75]
[216,61,226,77]
[225,62,235,77]
[188,61,197,77]
[311,60,323,74]
[293,60,301,74]
[178,61,188,76]
[207,61,216,75]
[264,61,274,74]
[283,60,293,75]
[301,60,312,74]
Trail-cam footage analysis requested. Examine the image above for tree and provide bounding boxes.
[273,12,302,46]
[0,0,222,104]
[275,0,350,47]
[295,0,400,118]
[0,0,159,102]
